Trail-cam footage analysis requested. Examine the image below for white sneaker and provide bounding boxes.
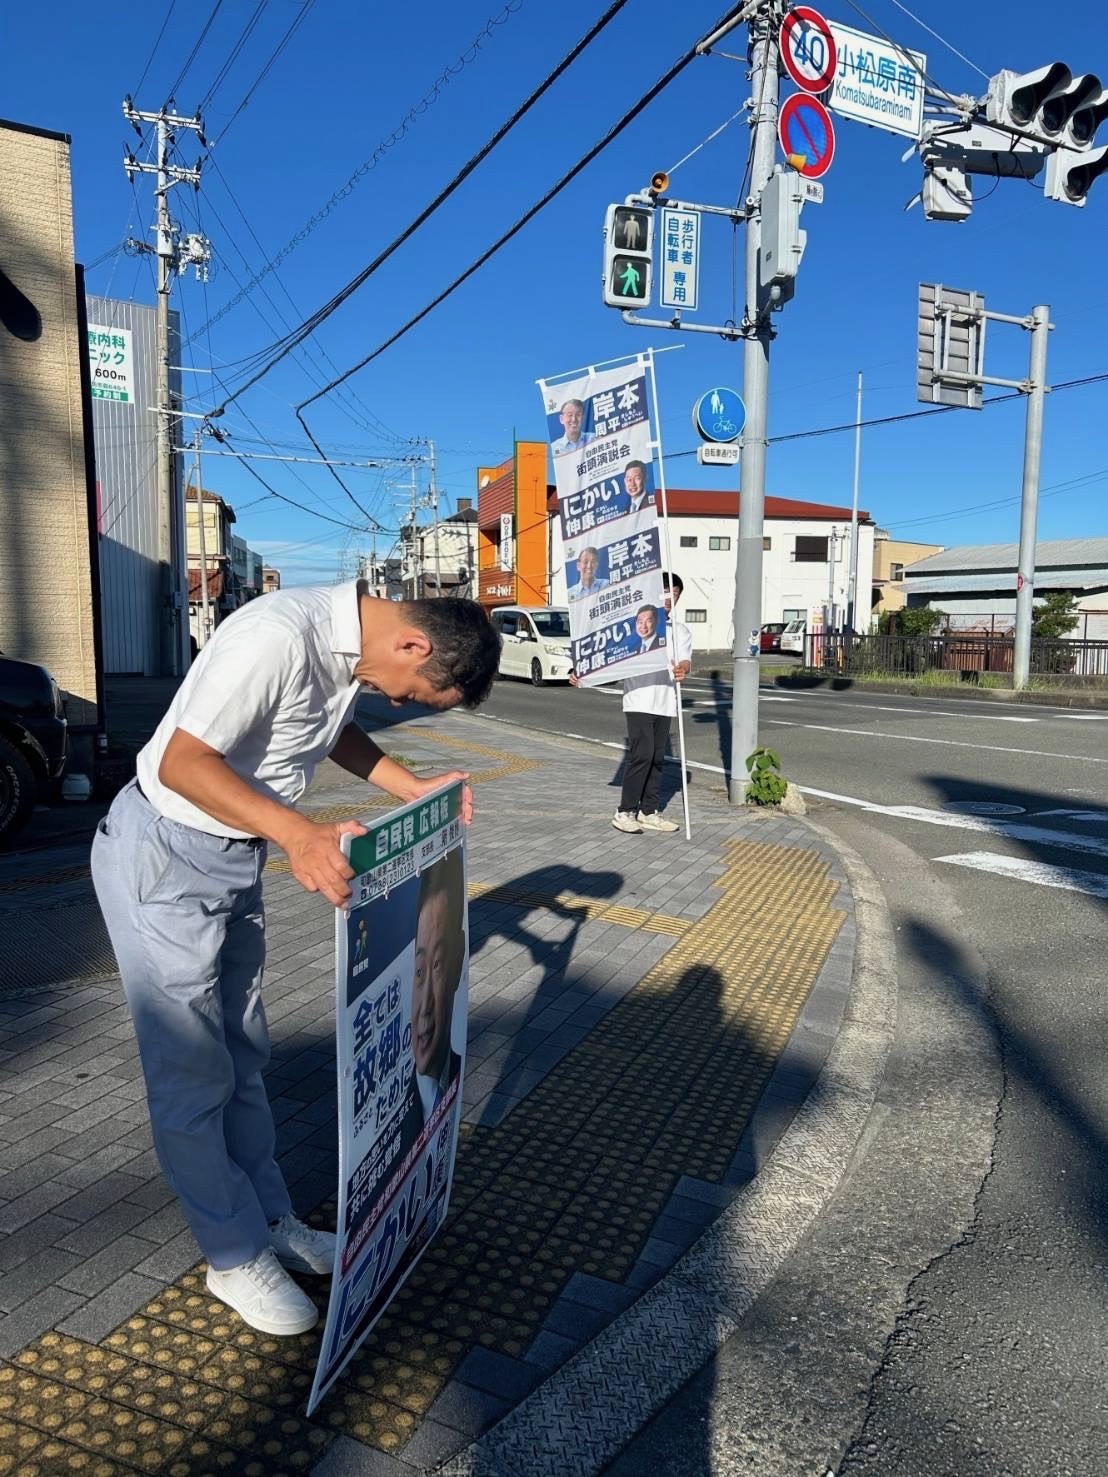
[637,810,680,833]
[612,810,643,833]
[206,1247,319,1336]
[269,1213,336,1275]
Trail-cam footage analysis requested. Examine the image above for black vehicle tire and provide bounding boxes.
[530,657,544,687]
[0,736,38,843]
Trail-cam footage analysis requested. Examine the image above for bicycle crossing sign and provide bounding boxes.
[692,387,746,443]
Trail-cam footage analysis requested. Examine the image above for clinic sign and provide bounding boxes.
[87,324,134,403]
[827,21,926,139]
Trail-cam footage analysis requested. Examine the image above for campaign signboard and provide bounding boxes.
[539,358,670,687]
[308,782,468,1416]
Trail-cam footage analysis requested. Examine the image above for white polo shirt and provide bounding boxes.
[137,581,365,838]
[622,618,693,718]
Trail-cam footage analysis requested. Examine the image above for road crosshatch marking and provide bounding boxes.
[0,835,844,1469]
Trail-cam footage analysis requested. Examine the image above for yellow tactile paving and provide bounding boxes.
[4,836,844,1470]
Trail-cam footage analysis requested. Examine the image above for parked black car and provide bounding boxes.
[0,653,68,842]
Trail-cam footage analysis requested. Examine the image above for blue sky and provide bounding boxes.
[8,0,1107,584]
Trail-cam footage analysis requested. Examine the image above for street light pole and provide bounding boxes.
[846,370,863,633]
[729,5,780,802]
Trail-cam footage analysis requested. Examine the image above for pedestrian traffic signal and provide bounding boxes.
[603,203,653,308]
[1044,143,1108,204]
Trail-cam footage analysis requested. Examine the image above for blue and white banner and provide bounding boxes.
[308,783,468,1416]
[539,357,669,686]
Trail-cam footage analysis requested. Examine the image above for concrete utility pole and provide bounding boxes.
[122,100,209,677]
[729,4,780,802]
[1013,304,1050,689]
[428,440,442,596]
[845,371,863,634]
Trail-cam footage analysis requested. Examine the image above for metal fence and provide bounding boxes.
[808,631,1108,684]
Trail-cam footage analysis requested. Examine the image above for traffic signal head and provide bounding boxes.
[986,64,1072,134]
[1045,142,1108,204]
[602,203,653,308]
[1067,84,1108,147]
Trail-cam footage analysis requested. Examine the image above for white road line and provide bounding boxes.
[935,852,1108,898]
[767,719,1108,765]
[1035,808,1108,823]
[1057,713,1108,720]
[798,785,1108,863]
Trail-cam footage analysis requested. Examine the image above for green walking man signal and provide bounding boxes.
[603,203,653,308]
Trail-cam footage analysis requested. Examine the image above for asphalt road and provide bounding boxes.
[469,671,1108,1477]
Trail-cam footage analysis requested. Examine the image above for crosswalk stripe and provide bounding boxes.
[935,851,1108,898]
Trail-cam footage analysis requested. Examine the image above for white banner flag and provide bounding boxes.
[538,357,670,686]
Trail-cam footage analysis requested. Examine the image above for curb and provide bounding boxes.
[418,818,897,1477]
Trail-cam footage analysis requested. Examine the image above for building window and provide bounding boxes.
[763,536,772,551]
[890,562,905,581]
[709,536,731,551]
[794,535,828,563]
[685,608,707,623]
[679,535,698,548]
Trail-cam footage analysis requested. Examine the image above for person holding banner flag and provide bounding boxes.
[91,587,499,1338]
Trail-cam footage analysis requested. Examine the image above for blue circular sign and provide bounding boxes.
[693,387,746,443]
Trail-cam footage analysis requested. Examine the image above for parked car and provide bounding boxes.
[489,606,573,686]
[759,622,786,653]
[779,619,806,656]
[0,653,68,842]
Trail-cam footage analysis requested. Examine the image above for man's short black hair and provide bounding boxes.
[408,599,501,707]
[663,572,683,595]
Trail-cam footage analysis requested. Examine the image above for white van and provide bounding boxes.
[779,619,806,656]
[490,606,573,686]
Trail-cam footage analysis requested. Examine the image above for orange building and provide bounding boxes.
[476,441,551,608]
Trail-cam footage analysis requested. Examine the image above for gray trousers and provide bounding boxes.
[91,781,291,1270]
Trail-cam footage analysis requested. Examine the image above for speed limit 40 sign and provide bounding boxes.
[780,6,838,94]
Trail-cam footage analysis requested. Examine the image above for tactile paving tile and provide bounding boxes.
[6,836,843,1470]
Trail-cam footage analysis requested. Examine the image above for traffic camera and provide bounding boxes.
[602,203,653,308]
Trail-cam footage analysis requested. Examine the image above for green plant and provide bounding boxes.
[1031,591,1078,640]
[745,746,788,806]
[878,606,946,637]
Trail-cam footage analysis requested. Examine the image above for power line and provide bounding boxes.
[883,0,989,81]
[133,0,179,98]
[211,0,319,144]
[162,0,225,107]
[205,0,647,416]
[285,0,750,418]
[197,0,267,112]
[187,0,526,341]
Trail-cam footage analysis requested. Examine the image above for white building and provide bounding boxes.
[417,498,478,597]
[549,489,875,651]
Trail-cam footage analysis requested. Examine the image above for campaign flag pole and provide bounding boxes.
[644,348,691,841]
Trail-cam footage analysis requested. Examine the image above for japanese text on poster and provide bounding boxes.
[87,324,134,403]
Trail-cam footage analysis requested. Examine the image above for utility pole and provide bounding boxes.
[409,465,421,599]
[122,99,209,677]
[729,4,780,802]
[845,371,863,633]
[428,440,442,597]
[1013,305,1050,689]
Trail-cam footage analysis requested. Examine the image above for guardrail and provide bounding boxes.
[806,632,1108,684]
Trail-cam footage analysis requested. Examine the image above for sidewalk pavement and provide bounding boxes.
[0,695,878,1477]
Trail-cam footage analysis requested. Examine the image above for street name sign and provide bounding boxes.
[827,21,926,140]
[660,207,700,310]
[778,93,836,179]
[692,387,746,442]
[780,6,838,94]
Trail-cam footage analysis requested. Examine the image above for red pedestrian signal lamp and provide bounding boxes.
[602,203,653,309]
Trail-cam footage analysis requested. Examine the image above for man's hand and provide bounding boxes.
[568,672,580,687]
[407,770,474,825]
[673,661,691,682]
[284,817,367,907]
